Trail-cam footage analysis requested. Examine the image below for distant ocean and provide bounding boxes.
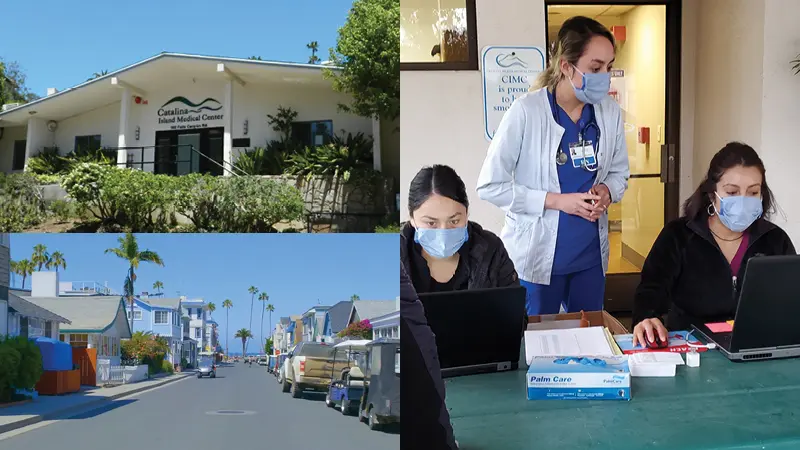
[227,352,265,356]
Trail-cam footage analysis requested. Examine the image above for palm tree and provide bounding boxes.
[307,41,320,64]
[207,302,217,350]
[246,286,258,352]
[235,328,253,358]
[258,292,268,348]
[222,299,233,357]
[207,302,216,318]
[9,260,18,288]
[31,244,50,271]
[248,56,263,61]
[351,294,360,301]
[105,233,164,333]
[16,259,35,289]
[46,251,67,272]
[153,280,164,295]
[266,303,275,346]
[88,70,108,81]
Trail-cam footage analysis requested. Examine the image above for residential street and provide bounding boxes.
[0,362,399,448]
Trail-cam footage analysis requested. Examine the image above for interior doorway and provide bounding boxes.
[545,0,682,316]
[154,127,224,176]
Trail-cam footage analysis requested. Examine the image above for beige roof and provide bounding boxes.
[140,297,181,310]
[8,291,71,324]
[22,295,128,333]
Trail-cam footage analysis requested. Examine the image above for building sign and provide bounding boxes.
[482,46,546,141]
[157,96,224,130]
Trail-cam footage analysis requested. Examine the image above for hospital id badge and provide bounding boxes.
[569,141,596,169]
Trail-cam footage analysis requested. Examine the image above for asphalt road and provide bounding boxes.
[1,362,399,449]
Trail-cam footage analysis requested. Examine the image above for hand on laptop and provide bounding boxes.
[632,318,668,348]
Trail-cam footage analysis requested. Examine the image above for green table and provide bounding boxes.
[444,351,800,450]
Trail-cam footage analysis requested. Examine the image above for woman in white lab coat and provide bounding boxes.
[476,16,630,316]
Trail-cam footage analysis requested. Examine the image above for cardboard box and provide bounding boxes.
[526,356,631,401]
[527,310,628,335]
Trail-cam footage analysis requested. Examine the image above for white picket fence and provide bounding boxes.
[97,360,148,386]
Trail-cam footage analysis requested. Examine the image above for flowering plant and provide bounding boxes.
[337,319,373,340]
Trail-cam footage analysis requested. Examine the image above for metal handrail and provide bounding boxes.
[111,144,246,177]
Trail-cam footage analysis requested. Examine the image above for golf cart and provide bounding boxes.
[359,338,400,430]
[197,356,216,379]
[267,355,278,373]
[325,339,370,415]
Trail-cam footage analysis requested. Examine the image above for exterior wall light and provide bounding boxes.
[243,119,249,136]
[135,126,140,141]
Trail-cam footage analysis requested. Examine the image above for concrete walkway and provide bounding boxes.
[0,372,191,435]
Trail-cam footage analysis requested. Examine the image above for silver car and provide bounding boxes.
[197,358,216,378]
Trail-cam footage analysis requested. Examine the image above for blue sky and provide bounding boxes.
[2,0,354,96]
[9,234,399,353]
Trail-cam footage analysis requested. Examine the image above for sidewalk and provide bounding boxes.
[0,372,191,435]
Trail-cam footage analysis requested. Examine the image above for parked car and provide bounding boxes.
[197,357,217,379]
[282,342,343,399]
[276,353,290,382]
[359,338,400,430]
[326,340,371,415]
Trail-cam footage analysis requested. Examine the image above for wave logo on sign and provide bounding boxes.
[495,52,528,69]
[160,96,223,114]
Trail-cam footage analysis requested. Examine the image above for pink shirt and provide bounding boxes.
[730,232,750,276]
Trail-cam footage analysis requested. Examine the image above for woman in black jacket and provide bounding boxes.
[632,142,796,346]
[401,164,519,294]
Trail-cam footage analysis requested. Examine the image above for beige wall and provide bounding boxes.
[400,0,547,232]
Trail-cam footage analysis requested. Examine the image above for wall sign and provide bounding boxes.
[157,96,224,130]
[482,46,545,141]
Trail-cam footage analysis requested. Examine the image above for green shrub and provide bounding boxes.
[180,357,188,368]
[174,175,304,232]
[233,147,287,175]
[161,360,174,374]
[1,336,43,390]
[375,223,400,233]
[26,147,69,175]
[32,173,62,185]
[0,172,47,232]
[0,345,21,402]
[49,199,76,223]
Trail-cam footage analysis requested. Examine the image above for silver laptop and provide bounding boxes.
[692,255,800,362]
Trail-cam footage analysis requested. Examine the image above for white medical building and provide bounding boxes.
[401,0,800,312]
[0,52,397,183]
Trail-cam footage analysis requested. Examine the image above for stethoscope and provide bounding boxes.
[551,93,600,172]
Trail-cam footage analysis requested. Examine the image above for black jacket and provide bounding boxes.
[401,221,519,294]
[400,263,458,450]
[633,217,796,330]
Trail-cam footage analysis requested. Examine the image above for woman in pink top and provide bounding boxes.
[632,142,796,345]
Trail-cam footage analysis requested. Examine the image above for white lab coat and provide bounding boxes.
[476,88,630,285]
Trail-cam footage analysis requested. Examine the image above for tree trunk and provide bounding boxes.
[260,306,265,353]
[225,310,229,358]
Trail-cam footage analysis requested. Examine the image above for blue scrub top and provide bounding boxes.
[548,90,601,275]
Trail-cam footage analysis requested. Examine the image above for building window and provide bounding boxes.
[74,135,102,154]
[12,140,27,171]
[400,0,478,70]
[69,333,89,348]
[45,321,53,338]
[196,308,201,319]
[112,337,118,356]
[59,334,65,342]
[154,311,169,324]
[195,328,201,339]
[126,309,142,320]
[102,336,109,355]
[291,120,333,147]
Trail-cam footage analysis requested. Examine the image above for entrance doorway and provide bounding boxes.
[545,0,682,315]
[154,127,224,176]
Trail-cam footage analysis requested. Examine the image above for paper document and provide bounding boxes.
[524,326,615,364]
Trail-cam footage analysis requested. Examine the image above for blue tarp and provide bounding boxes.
[33,336,73,371]
[287,322,296,333]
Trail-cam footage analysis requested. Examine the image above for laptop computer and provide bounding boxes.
[418,286,527,377]
[692,255,800,362]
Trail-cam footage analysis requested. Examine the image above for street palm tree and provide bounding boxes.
[258,292,268,348]
[207,302,216,318]
[31,244,50,271]
[153,280,164,294]
[351,294,360,301]
[222,299,233,357]
[105,233,164,333]
[246,286,258,352]
[15,259,35,289]
[235,328,253,358]
[307,41,320,64]
[266,303,275,345]
[9,260,18,287]
[46,251,66,272]
[207,302,217,351]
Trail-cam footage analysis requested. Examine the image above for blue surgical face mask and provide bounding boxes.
[570,65,611,104]
[414,226,468,259]
[714,192,763,233]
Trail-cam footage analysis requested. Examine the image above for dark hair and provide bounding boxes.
[533,16,616,91]
[408,165,469,216]
[682,142,775,221]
